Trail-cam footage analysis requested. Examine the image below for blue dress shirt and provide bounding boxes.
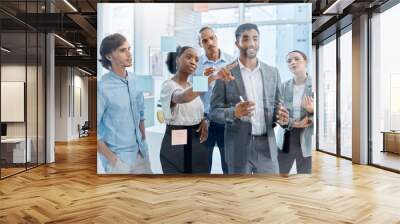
[97,70,148,168]
[193,50,233,115]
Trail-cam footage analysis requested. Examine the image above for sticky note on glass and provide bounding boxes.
[135,75,152,92]
[192,76,208,92]
[161,36,177,52]
[171,129,187,146]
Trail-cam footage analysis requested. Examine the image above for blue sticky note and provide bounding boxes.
[135,75,153,92]
[161,36,177,52]
[192,76,208,92]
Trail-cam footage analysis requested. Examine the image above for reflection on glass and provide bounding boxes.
[1,32,27,177]
[318,38,337,154]
[258,24,311,82]
[340,30,352,158]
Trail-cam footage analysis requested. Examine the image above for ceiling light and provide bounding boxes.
[63,0,78,12]
[78,67,92,76]
[54,34,75,48]
[1,47,11,53]
[323,0,354,15]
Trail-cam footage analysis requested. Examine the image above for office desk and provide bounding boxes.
[381,131,400,154]
[1,138,32,164]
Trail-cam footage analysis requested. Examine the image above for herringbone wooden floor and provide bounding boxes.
[1,135,400,224]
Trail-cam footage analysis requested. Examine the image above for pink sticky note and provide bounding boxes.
[171,129,187,145]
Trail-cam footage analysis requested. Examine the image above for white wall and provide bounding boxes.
[55,67,89,141]
[1,65,38,137]
[1,64,46,163]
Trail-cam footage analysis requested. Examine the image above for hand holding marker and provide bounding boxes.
[234,95,255,119]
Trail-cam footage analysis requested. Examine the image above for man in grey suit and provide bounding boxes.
[210,23,289,174]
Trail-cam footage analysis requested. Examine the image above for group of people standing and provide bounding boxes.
[97,22,313,175]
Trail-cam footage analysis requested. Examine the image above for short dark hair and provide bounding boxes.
[99,33,127,69]
[198,26,215,46]
[287,50,308,61]
[235,23,259,41]
[165,46,193,74]
[199,26,213,34]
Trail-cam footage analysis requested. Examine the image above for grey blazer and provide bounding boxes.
[276,75,314,157]
[209,59,283,169]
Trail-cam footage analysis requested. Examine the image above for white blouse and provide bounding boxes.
[160,79,204,126]
[293,83,305,121]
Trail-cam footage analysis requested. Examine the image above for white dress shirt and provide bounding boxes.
[238,59,267,135]
[293,83,305,121]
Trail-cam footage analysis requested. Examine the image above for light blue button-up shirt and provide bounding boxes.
[97,70,147,162]
[193,50,233,115]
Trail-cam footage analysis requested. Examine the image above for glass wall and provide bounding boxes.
[339,28,352,158]
[97,3,312,174]
[1,31,28,177]
[0,1,46,179]
[317,29,353,159]
[371,3,400,171]
[317,36,337,154]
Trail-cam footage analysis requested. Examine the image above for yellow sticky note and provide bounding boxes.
[171,129,187,145]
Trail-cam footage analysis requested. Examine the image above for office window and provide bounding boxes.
[244,4,310,22]
[371,3,400,171]
[317,37,337,154]
[200,7,239,58]
[97,3,135,80]
[202,4,312,83]
[201,7,239,24]
[340,29,352,158]
[213,27,237,57]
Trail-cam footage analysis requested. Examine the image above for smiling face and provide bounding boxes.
[106,41,132,68]
[235,29,260,59]
[176,48,199,75]
[286,51,307,75]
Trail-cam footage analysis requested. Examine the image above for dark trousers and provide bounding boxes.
[204,122,228,174]
[160,124,210,174]
[278,129,312,174]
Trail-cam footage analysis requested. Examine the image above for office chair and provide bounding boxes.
[79,121,90,138]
